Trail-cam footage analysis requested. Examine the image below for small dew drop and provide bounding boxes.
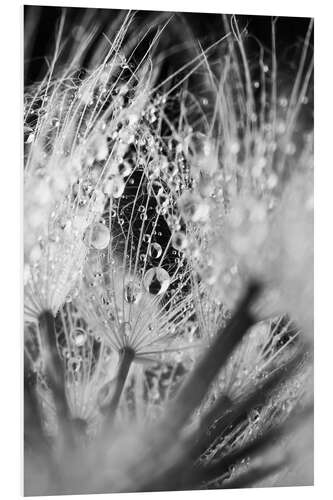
[26,133,35,144]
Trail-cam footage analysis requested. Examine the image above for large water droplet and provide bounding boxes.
[84,222,110,250]
[124,280,142,304]
[149,242,162,259]
[143,267,170,296]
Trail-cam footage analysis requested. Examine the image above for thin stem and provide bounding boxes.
[103,346,135,424]
[191,404,313,487]
[192,350,305,458]
[24,352,49,452]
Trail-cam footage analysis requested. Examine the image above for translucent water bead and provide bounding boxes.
[84,222,110,250]
[143,267,170,296]
[124,280,142,304]
[149,242,162,259]
[172,231,187,251]
[70,328,88,347]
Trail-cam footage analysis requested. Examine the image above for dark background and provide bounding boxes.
[24,5,313,85]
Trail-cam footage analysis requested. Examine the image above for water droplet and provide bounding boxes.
[249,409,260,423]
[84,222,110,250]
[276,120,286,134]
[279,96,288,108]
[229,142,240,154]
[68,357,81,373]
[157,192,169,207]
[118,83,129,95]
[166,162,177,177]
[118,161,132,178]
[70,328,88,347]
[149,242,162,259]
[62,348,70,359]
[143,267,170,296]
[124,280,142,304]
[91,189,106,212]
[26,133,35,144]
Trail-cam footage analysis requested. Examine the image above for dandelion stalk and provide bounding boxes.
[38,311,68,417]
[37,310,79,449]
[24,352,48,451]
[103,346,135,424]
[191,404,313,487]
[165,280,261,431]
[194,350,306,457]
[140,349,308,491]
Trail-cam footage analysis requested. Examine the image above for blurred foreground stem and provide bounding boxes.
[166,281,262,431]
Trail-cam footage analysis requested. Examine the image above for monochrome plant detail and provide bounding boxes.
[24,8,314,495]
